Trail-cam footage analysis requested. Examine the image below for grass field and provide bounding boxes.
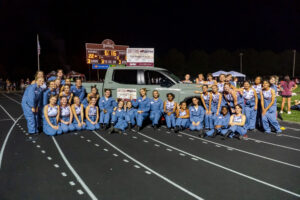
[276,86,300,123]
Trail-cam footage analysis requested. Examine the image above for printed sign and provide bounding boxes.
[117,88,137,101]
[92,64,109,69]
[126,48,154,67]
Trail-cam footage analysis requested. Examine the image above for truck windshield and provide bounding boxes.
[161,70,181,83]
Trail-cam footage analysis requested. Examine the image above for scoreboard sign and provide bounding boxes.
[86,39,129,65]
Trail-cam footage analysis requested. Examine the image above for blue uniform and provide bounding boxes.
[132,97,150,127]
[175,109,190,129]
[217,82,224,93]
[86,106,100,130]
[202,93,213,129]
[112,109,128,131]
[253,84,262,129]
[206,113,231,136]
[164,101,176,128]
[72,104,86,130]
[223,91,244,112]
[48,76,65,85]
[228,114,247,137]
[43,105,62,136]
[149,98,163,126]
[243,89,256,130]
[70,85,86,102]
[126,108,137,126]
[211,92,222,115]
[189,105,205,131]
[261,89,281,133]
[58,92,72,105]
[43,89,57,106]
[60,105,75,133]
[21,84,43,134]
[99,97,117,125]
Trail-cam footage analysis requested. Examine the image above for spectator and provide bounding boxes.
[182,74,192,83]
[20,79,26,91]
[279,75,298,114]
[291,100,300,110]
[6,79,11,93]
[195,73,205,84]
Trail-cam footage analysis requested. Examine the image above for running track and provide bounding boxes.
[0,93,300,200]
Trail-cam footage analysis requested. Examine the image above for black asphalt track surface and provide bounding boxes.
[0,93,300,200]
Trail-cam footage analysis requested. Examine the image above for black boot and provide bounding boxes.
[137,126,141,132]
[174,126,179,133]
[128,123,132,130]
[212,129,217,138]
[108,126,114,134]
[114,128,122,134]
[199,129,205,138]
[223,130,232,139]
[237,134,243,140]
[153,125,158,130]
[100,124,104,129]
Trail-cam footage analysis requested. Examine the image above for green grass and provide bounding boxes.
[276,86,300,123]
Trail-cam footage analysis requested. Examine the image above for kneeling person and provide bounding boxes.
[86,97,100,130]
[71,96,86,131]
[109,100,127,134]
[224,104,247,140]
[43,95,62,136]
[175,101,190,133]
[205,106,230,138]
[59,96,75,133]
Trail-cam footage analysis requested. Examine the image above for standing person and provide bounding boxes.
[205,106,230,138]
[201,85,213,130]
[85,97,100,130]
[25,78,30,87]
[223,104,247,140]
[149,90,163,130]
[109,100,128,134]
[195,74,205,84]
[279,75,298,114]
[48,69,65,85]
[21,77,44,134]
[43,81,57,106]
[54,79,61,94]
[31,71,47,89]
[211,85,222,117]
[99,89,117,129]
[222,83,238,113]
[71,78,86,102]
[163,93,177,131]
[174,101,190,133]
[132,88,150,131]
[206,73,217,88]
[6,79,11,93]
[232,77,238,88]
[253,76,263,129]
[125,101,137,130]
[43,95,62,136]
[261,80,282,134]
[59,84,73,105]
[82,85,100,108]
[20,79,26,91]
[240,81,258,131]
[182,74,193,83]
[189,97,205,135]
[59,97,75,133]
[71,96,86,131]
[217,74,226,93]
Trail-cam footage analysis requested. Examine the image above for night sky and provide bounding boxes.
[0,0,299,78]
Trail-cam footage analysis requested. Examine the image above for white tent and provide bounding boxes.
[212,70,227,77]
[212,70,246,78]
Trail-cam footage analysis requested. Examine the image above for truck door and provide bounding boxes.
[140,70,179,102]
[109,69,138,101]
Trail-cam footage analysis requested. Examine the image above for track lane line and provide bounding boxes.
[52,137,98,200]
[246,137,300,152]
[2,93,22,104]
[92,131,204,200]
[135,131,300,198]
[0,105,23,169]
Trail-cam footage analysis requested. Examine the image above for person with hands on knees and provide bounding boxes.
[164,93,177,131]
[59,96,75,133]
[189,97,205,136]
[223,104,247,140]
[43,95,62,136]
[71,96,86,131]
[125,101,137,130]
[22,77,44,135]
[260,80,282,134]
[109,100,128,134]
[70,78,86,102]
[205,106,230,138]
[86,97,100,130]
[99,89,117,129]
[132,88,150,131]
[200,85,213,130]
[149,90,164,130]
[174,101,190,133]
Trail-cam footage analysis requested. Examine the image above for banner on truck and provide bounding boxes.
[117,88,137,101]
[126,48,154,67]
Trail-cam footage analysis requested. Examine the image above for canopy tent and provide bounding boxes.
[66,71,86,81]
[212,70,246,78]
[212,70,228,77]
[46,71,56,79]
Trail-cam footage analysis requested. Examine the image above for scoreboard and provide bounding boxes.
[85,39,129,65]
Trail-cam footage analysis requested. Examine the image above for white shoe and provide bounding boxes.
[279,111,283,114]
[287,111,291,115]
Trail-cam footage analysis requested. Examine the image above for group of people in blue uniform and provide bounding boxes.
[21,70,282,140]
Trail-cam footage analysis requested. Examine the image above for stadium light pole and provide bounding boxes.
[239,52,243,73]
[292,49,296,77]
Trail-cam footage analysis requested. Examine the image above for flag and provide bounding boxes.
[37,34,41,55]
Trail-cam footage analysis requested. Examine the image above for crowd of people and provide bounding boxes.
[21,69,298,140]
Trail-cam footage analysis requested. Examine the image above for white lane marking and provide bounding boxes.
[145,171,151,175]
[132,136,137,139]
[0,104,23,169]
[36,145,41,148]
[0,119,14,122]
[32,141,36,143]
[202,141,207,144]
[166,148,173,152]
[92,131,204,200]
[77,189,84,195]
[247,137,300,152]
[154,144,160,147]
[86,139,91,142]
[103,148,108,152]
[23,130,26,133]
[113,153,118,157]
[94,144,99,147]
[134,165,140,169]
[74,132,78,135]
[80,136,85,139]
[137,131,300,198]
[177,134,182,137]
[269,133,300,140]
[2,93,22,105]
[179,153,186,157]
[143,140,149,143]
[123,159,129,163]
[61,172,67,177]
[41,150,46,154]
[191,157,199,161]
[189,138,194,140]
[215,145,221,148]
[47,156,52,160]
[29,136,32,139]
[286,127,300,131]
[179,132,300,169]
[52,137,98,200]
[54,164,60,168]
[69,181,76,186]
